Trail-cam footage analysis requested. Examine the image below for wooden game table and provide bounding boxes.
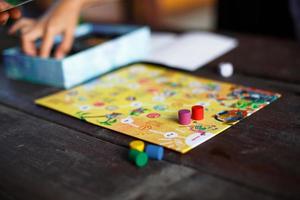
[0,32,299,200]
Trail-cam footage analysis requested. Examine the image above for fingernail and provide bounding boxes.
[55,52,64,59]
[56,55,64,60]
[40,53,49,59]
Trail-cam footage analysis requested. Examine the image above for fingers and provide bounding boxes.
[9,18,35,34]
[0,1,9,12]
[0,12,9,25]
[21,27,41,57]
[22,36,37,57]
[9,8,21,20]
[40,27,55,58]
[0,2,21,25]
[10,18,39,57]
[55,29,75,59]
[15,20,56,58]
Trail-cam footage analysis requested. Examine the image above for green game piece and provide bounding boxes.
[129,149,148,168]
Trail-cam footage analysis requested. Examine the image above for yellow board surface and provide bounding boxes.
[35,64,281,153]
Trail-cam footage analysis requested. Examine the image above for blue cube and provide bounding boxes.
[145,144,164,160]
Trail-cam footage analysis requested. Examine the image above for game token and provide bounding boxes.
[192,105,204,120]
[129,140,145,152]
[178,109,191,125]
[145,144,164,160]
[219,62,234,78]
[128,149,148,168]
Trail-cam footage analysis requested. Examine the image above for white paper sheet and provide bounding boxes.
[148,32,177,52]
[145,32,238,71]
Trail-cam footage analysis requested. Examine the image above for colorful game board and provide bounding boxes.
[35,64,281,153]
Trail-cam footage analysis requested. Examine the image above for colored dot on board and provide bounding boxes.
[153,105,167,111]
[146,113,161,118]
[94,102,105,107]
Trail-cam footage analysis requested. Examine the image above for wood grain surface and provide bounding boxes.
[0,33,299,200]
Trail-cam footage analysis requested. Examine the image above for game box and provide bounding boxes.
[2,24,151,88]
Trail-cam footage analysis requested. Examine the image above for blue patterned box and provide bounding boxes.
[3,24,151,88]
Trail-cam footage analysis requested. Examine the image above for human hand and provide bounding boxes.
[9,0,83,59]
[0,0,21,25]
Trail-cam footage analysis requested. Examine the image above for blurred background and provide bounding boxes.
[23,0,299,41]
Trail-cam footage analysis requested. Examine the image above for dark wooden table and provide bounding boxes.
[0,32,299,200]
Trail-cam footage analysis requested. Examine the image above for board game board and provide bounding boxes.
[35,63,281,153]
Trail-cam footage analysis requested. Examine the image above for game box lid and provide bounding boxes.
[3,24,151,88]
